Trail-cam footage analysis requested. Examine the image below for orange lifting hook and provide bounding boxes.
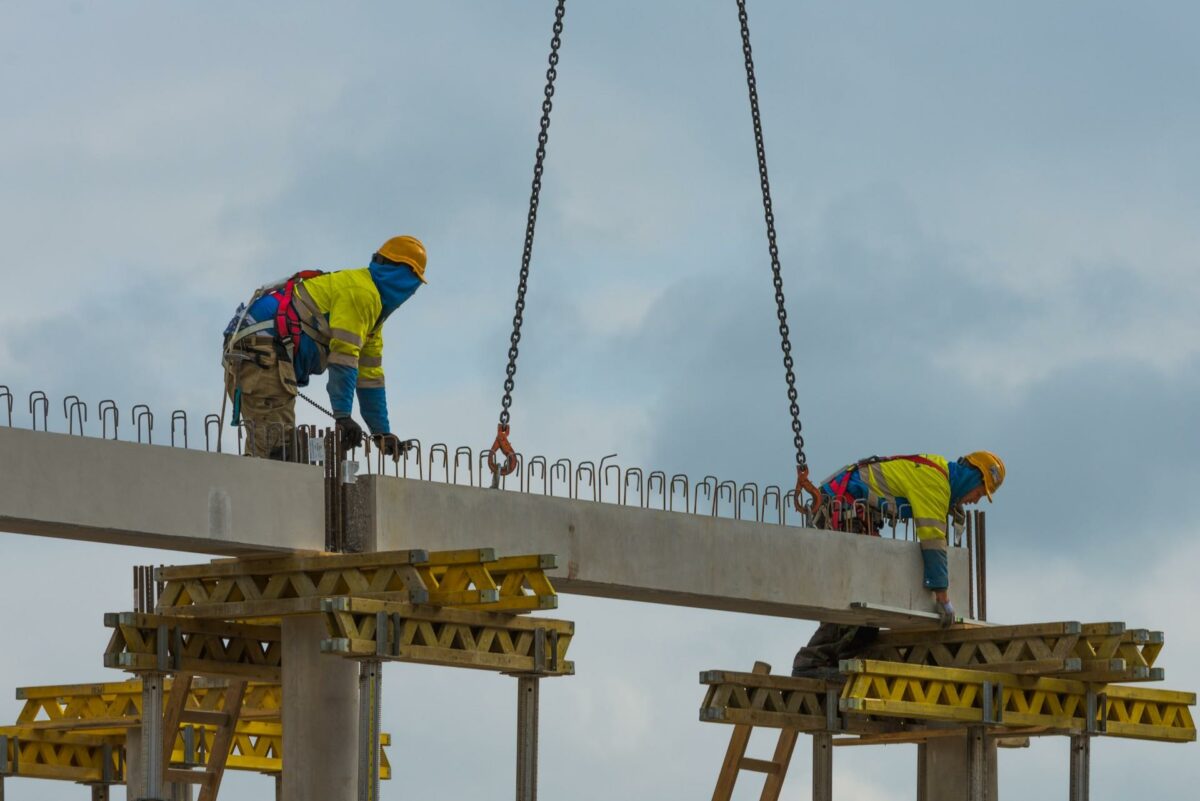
[487,423,519,488]
[793,465,823,514]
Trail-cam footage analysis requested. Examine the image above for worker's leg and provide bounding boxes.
[793,623,851,672]
[225,340,298,460]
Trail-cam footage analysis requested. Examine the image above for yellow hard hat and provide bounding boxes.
[963,451,1005,502]
[376,235,428,284]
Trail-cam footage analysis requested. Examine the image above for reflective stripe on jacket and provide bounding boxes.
[849,454,951,550]
[296,268,387,390]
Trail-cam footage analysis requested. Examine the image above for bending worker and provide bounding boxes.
[791,451,1005,677]
[222,236,427,460]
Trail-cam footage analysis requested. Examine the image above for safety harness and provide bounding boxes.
[226,270,327,359]
[825,455,949,530]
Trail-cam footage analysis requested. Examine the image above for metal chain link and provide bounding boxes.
[497,0,567,430]
[298,390,336,420]
[736,0,807,470]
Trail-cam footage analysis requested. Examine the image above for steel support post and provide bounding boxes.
[140,671,166,801]
[812,732,832,801]
[1069,735,1091,801]
[276,775,283,801]
[357,660,383,801]
[0,775,5,801]
[916,742,928,801]
[516,676,540,801]
[91,786,110,801]
[966,726,987,801]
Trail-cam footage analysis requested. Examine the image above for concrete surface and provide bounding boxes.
[0,427,324,554]
[918,734,999,800]
[282,615,358,801]
[362,476,971,625]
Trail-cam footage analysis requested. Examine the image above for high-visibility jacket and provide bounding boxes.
[821,454,954,590]
[229,261,421,434]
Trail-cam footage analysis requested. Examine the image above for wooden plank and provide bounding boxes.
[156,549,430,581]
[197,679,246,801]
[848,602,988,629]
[872,621,1081,645]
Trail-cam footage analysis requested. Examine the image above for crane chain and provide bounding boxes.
[735,0,808,473]
[496,0,566,438]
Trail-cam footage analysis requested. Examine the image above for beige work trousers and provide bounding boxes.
[224,338,299,460]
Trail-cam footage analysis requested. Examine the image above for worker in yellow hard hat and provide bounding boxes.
[791,451,1005,677]
[222,236,427,460]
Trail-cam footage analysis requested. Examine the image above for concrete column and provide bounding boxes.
[283,615,359,801]
[812,732,832,801]
[516,677,540,801]
[1069,735,1090,801]
[918,734,998,801]
[125,729,191,801]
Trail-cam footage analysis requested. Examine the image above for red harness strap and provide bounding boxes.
[272,270,324,356]
[826,455,948,529]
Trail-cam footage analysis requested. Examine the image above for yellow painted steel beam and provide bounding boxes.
[866,622,1164,683]
[0,724,392,782]
[840,659,1196,743]
[103,613,282,682]
[319,597,574,676]
[155,548,557,617]
[0,727,123,783]
[15,680,281,731]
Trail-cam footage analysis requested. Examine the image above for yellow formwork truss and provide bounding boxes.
[15,680,282,731]
[320,597,575,675]
[103,613,282,682]
[865,622,1165,683]
[0,722,391,783]
[154,548,558,618]
[839,659,1195,743]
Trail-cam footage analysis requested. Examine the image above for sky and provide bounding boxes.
[1,0,1198,798]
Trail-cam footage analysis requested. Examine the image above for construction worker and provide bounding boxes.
[221,236,427,460]
[791,451,1005,677]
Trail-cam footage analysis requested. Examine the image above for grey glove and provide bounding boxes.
[936,598,956,628]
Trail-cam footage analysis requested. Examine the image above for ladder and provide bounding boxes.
[710,661,832,801]
[160,673,247,801]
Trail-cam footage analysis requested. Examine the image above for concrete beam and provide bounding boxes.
[0,427,324,555]
[0,429,970,623]
[360,477,971,625]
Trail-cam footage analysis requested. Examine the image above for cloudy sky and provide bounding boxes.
[2,1,1198,798]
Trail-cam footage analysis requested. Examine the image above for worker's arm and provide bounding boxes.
[324,288,379,419]
[356,329,389,435]
[907,481,952,592]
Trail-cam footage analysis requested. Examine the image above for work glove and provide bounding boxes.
[934,590,955,629]
[335,416,364,451]
[372,433,409,459]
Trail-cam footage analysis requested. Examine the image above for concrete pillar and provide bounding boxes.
[812,732,832,801]
[516,677,540,801]
[125,729,191,801]
[283,615,359,801]
[918,733,998,801]
[1069,735,1090,801]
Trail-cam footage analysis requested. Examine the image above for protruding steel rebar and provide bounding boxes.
[576,461,597,502]
[132,404,153,444]
[0,385,12,426]
[171,410,188,448]
[647,471,667,511]
[550,458,572,498]
[63,395,87,435]
[204,414,221,452]
[624,467,644,507]
[429,443,449,483]
[28,390,48,431]
[670,474,689,513]
[453,446,474,486]
[599,454,619,503]
[528,455,547,495]
[98,400,119,440]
